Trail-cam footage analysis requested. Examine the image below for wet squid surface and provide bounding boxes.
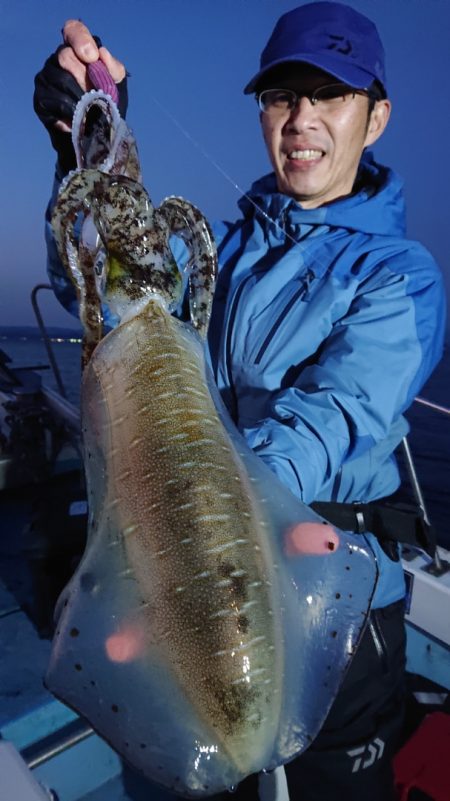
[46,89,378,797]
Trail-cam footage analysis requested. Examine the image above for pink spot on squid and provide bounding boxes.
[284,522,340,556]
[105,623,146,663]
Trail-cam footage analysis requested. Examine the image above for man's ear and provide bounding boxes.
[364,99,391,147]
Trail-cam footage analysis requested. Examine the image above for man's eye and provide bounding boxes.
[316,85,348,103]
[271,91,294,107]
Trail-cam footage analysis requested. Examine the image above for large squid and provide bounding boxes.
[46,88,377,797]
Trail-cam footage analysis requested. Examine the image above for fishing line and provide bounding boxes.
[148,93,302,249]
[147,92,339,283]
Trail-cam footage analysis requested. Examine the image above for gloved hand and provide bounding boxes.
[34,25,128,176]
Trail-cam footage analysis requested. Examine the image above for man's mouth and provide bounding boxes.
[287,149,324,161]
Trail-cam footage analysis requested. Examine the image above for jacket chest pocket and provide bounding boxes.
[248,273,355,370]
[253,282,311,365]
[249,273,335,369]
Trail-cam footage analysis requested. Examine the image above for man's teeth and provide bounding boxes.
[289,149,322,160]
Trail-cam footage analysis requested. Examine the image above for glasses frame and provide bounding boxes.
[257,83,373,114]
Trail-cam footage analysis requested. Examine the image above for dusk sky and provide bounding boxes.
[1,0,449,338]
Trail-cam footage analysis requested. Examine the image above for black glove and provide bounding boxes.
[33,35,128,176]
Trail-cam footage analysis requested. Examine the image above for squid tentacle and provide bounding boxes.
[51,169,107,366]
[159,196,217,337]
[89,176,184,312]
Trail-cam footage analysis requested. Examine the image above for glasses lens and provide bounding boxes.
[258,89,296,113]
[314,84,355,104]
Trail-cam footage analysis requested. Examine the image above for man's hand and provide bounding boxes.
[34,20,128,175]
[56,21,126,131]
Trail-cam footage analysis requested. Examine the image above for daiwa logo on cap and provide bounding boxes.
[326,34,354,56]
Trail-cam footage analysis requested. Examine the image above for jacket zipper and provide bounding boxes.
[224,274,255,422]
[254,269,315,365]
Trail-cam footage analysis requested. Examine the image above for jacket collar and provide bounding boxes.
[238,152,407,239]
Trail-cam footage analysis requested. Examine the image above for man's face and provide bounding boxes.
[259,64,390,208]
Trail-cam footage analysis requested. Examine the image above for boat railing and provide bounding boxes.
[31,284,68,399]
[23,718,94,770]
[404,395,450,521]
[414,396,450,417]
[402,395,450,574]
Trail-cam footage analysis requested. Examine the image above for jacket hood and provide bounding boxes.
[239,152,407,238]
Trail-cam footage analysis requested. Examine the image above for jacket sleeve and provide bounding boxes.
[242,248,447,504]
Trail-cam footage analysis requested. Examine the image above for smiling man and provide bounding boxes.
[33,2,446,800]
[245,4,391,209]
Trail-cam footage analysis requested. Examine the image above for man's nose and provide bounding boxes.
[285,95,318,129]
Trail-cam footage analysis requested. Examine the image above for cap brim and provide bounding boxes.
[243,53,378,94]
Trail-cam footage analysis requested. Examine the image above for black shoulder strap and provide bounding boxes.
[310,500,436,557]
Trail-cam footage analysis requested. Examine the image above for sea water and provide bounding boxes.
[1,334,449,547]
[0,335,82,406]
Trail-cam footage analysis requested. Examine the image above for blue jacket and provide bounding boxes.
[206,155,445,608]
[46,154,446,608]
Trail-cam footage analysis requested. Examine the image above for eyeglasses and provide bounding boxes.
[257,83,371,114]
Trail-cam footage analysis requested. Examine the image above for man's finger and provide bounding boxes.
[62,20,99,63]
[58,46,90,91]
[99,46,126,84]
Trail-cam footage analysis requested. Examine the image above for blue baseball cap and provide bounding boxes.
[244,2,387,95]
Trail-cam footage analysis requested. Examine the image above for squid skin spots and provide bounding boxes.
[284,522,340,556]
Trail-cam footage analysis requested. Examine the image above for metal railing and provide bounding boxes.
[31,284,68,399]
[402,394,450,573]
[415,396,450,417]
[23,718,94,769]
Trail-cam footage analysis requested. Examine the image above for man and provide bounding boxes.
[34,3,445,799]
